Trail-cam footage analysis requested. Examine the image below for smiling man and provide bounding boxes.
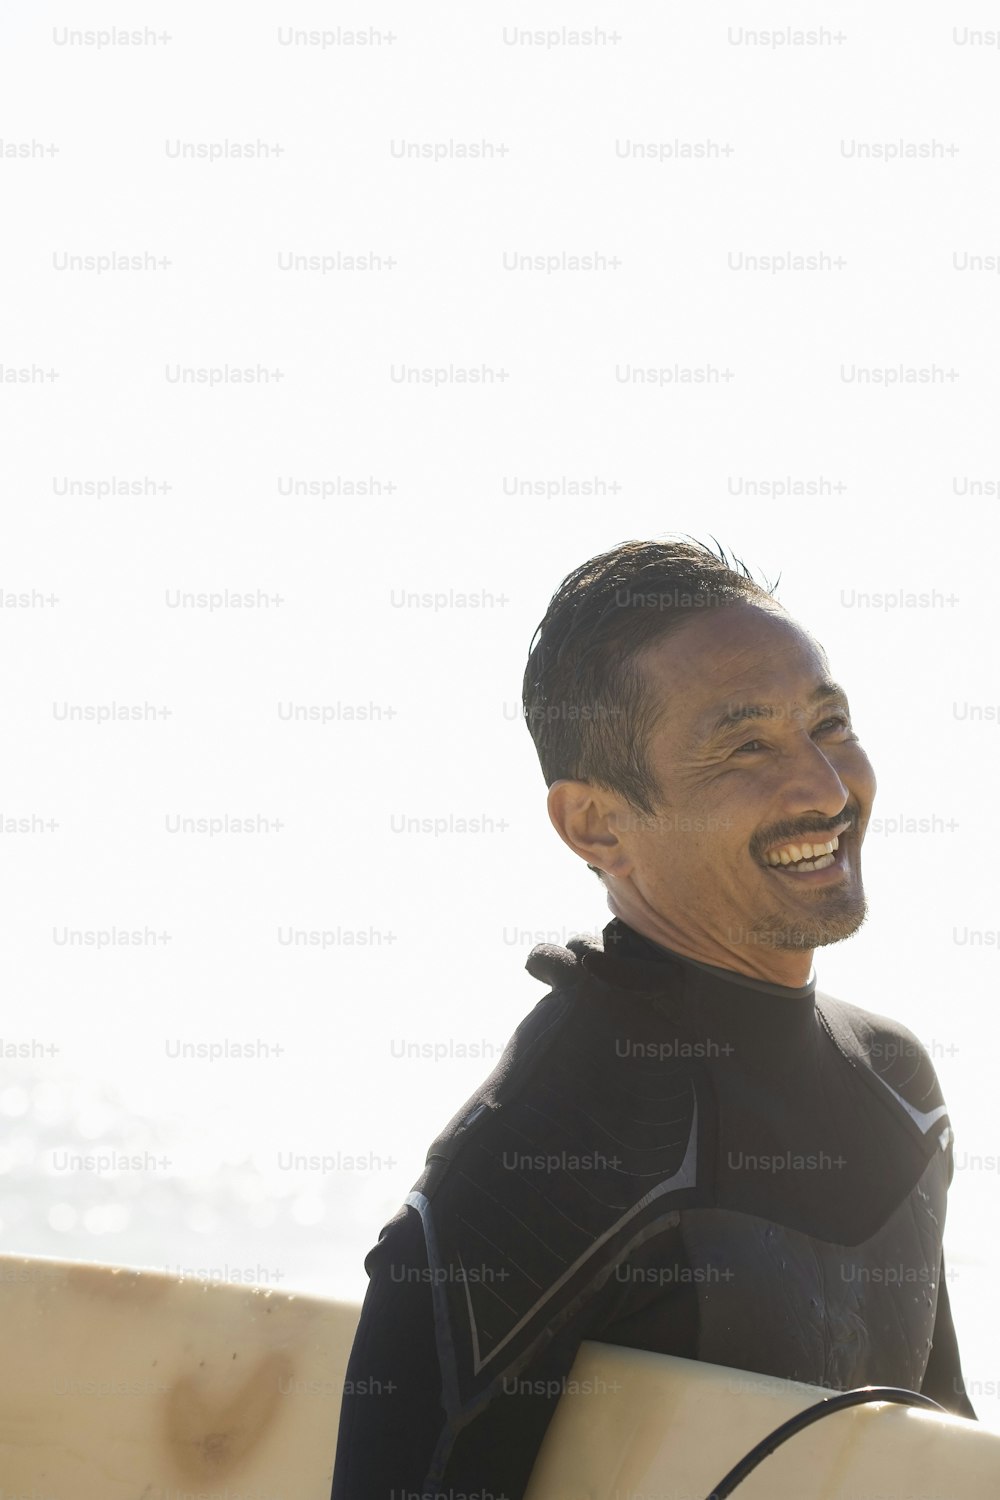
[331,537,974,1500]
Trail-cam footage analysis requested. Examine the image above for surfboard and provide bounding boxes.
[0,1252,353,1498]
[1,1252,997,1499]
[523,1339,1000,1499]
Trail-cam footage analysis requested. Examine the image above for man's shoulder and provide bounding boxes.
[408,935,609,1197]
[374,926,695,1231]
[816,990,950,1132]
[364,980,580,1267]
[423,989,574,1168]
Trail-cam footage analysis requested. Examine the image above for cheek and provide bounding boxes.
[698,766,780,822]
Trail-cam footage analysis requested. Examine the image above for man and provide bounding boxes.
[331,537,974,1500]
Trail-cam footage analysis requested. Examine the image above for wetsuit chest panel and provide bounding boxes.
[680,1147,949,1390]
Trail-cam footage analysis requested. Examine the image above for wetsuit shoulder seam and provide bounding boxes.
[815,994,948,1149]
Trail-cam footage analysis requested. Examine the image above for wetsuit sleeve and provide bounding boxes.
[330,1207,445,1497]
[919,1254,976,1419]
[330,1204,615,1500]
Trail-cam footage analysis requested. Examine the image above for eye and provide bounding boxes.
[733,715,850,755]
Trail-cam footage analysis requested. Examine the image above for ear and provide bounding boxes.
[546,780,633,879]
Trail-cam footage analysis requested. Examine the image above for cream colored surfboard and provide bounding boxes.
[0,1252,997,1499]
[524,1340,1000,1500]
[0,1253,353,1498]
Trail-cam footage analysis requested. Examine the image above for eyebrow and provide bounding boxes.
[702,680,848,744]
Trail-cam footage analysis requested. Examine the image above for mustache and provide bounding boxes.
[754,813,856,858]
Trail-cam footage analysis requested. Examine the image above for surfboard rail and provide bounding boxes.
[524,1338,998,1499]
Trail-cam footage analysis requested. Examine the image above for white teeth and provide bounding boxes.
[781,851,836,873]
[764,834,840,867]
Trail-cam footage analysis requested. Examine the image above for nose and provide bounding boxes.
[778,733,851,824]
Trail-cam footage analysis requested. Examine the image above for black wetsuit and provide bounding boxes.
[331,918,975,1499]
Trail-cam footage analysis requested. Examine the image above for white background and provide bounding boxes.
[3,1,1000,1428]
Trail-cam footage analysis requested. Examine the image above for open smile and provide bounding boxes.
[757,821,852,884]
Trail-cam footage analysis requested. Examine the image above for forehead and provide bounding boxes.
[637,603,833,731]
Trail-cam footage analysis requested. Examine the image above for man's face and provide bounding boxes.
[618,602,877,955]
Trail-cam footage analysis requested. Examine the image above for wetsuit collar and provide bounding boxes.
[608,919,817,1000]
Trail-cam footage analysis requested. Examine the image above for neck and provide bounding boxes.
[605,881,815,989]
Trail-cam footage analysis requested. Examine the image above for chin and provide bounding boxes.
[743,895,870,952]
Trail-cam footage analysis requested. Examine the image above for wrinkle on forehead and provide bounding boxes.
[636,604,833,745]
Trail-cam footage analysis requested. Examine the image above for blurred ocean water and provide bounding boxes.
[0,1056,393,1304]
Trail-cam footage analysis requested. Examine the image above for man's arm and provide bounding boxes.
[919,1255,976,1419]
[330,1204,605,1500]
[331,1208,446,1497]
